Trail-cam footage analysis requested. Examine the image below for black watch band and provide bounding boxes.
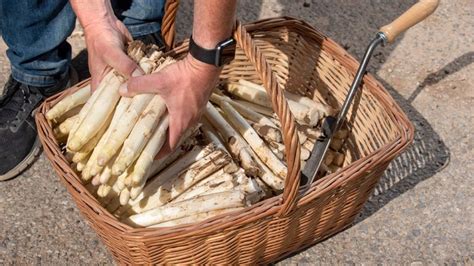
[189,36,236,67]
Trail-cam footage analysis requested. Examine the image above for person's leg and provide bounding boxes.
[111,0,166,46]
[0,0,76,180]
[0,0,76,89]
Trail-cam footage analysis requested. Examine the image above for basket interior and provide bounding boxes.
[219,25,401,168]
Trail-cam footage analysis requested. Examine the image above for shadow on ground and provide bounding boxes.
[357,51,472,220]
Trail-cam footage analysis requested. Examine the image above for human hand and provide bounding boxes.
[119,54,221,158]
[82,11,139,90]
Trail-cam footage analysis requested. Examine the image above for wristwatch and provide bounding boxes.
[189,36,236,67]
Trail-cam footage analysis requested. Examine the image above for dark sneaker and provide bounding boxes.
[0,69,77,181]
[134,31,165,48]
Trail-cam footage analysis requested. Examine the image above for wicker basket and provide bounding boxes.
[35,17,414,264]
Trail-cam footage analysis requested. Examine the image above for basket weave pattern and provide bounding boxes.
[35,16,413,264]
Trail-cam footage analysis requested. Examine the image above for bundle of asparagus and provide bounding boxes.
[46,41,349,228]
[211,79,348,178]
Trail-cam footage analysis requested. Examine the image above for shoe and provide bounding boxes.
[0,68,77,181]
[134,31,165,48]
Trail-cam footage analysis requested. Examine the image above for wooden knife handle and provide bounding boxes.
[380,0,440,43]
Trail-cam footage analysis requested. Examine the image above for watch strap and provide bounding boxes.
[189,36,219,66]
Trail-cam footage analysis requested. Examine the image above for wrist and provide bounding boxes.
[186,53,222,73]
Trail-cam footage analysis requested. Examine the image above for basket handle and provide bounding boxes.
[161,0,180,49]
[234,22,302,217]
[379,0,439,43]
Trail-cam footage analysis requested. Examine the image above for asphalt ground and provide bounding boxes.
[0,0,472,264]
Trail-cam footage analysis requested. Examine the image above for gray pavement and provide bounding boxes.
[1,0,473,264]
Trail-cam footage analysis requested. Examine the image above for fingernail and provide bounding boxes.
[132,68,143,77]
[119,83,128,95]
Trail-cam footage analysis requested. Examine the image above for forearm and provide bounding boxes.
[70,0,115,29]
[192,0,237,49]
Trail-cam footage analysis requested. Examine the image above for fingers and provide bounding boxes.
[115,20,133,43]
[119,71,172,97]
[167,119,184,153]
[104,48,141,79]
[154,140,171,160]
[153,121,183,160]
[90,65,111,91]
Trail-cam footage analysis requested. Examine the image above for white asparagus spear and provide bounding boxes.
[98,156,115,185]
[174,179,237,203]
[298,124,323,140]
[211,103,284,190]
[204,102,260,177]
[55,105,83,124]
[115,169,130,191]
[109,129,197,200]
[234,100,274,116]
[172,169,235,202]
[130,115,169,186]
[227,83,270,106]
[144,130,199,178]
[239,79,335,117]
[120,188,130,205]
[112,96,167,175]
[96,94,153,166]
[97,168,120,198]
[267,141,285,161]
[123,190,248,227]
[228,83,320,126]
[91,174,101,186]
[68,42,146,151]
[303,139,315,151]
[96,55,170,167]
[300,146,311,161]
[67,71,126,152]
[220,101,287,179]
[46,84,91,121]
[200,119,228,154]
[251,123,282,143]
[125,150,231,214]
[114,144,217,216]
[56,115,78,137]
[72,113,112,163]
[149,207,244,228]
[86,97,133,178]
[209,93,277,128]
[68,72,114,141]
[76,159,87,172]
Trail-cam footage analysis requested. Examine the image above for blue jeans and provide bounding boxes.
[0,0,165,87]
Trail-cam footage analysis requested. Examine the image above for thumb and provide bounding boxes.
[119,71,172,97]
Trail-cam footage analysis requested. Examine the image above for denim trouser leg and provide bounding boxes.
[112,0,166,38]
[0,0,165,88]
[0,0,76,87]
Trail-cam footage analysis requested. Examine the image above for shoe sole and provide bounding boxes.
[0,135,42,181]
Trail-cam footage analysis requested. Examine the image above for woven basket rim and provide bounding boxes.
[35,17,414,239]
